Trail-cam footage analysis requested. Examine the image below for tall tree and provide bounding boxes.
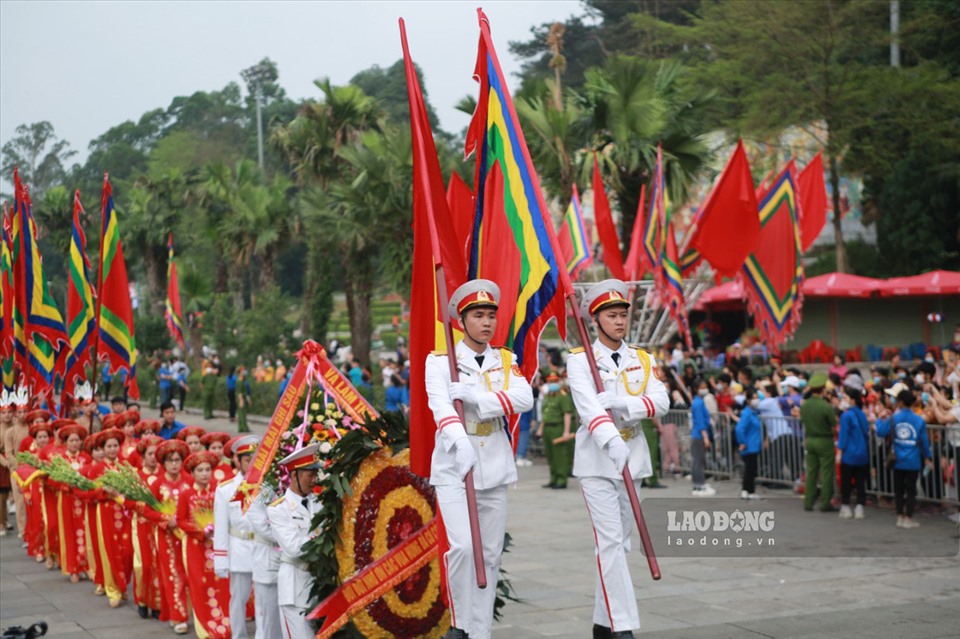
[1,121,76,198]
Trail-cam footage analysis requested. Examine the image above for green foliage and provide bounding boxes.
[0,121,76,199]
[350,60,441,130]
[805,240,881,278]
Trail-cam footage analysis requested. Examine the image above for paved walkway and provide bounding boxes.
[2,409,958,637]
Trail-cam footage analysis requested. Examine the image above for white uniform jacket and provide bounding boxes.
[266,489,321,607]
[246,498,281,585]
[213,473,256,574]
[567,340,670,480]
[425,341,534,489]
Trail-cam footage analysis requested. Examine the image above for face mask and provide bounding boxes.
[757,391,766,401]
[839,400,851,411]
[914,374,925,385]
[547,383,560,393]
[717,384,726,392]
[749,399,760,409]
[698,388,709,397]
[921,392,930,404]
[897,372,906,379]
[873,377,881,385]
[798,380,807,389]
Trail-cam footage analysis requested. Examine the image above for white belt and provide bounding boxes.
[229,527,255,541]
[465,420,502,436]
[279,555,307,570]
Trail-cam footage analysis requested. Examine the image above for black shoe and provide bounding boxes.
[552,483,568,489]
[138,604,149,618]
[443,628,468,639]
[151,609,160,620]
[542,482,556,489]
[611,631,636,639]
[593,624,612,639]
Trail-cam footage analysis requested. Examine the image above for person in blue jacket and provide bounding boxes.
[836,385,870,519]
[735,386,763,499]
[875,389,932,529]
[690,378,715,496]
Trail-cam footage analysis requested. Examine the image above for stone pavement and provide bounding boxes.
[2,409,958,638]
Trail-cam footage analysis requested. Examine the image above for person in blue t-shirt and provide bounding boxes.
[384,374,410,413]
[156,401,186,440]
[735,387,763,499]
[875,389,933,529]
[836,386,870,519]
[158,359,175,406]
[225,366,238,421]
[690,378,715,496]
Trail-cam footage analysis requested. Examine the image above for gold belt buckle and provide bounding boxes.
[475,421,494,436]
[619,428,635,442]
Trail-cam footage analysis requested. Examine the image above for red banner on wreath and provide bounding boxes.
[307,518,439,638]
[312,348,379,425]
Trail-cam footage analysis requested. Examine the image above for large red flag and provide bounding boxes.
[445,172,474,266]
[592,154,626,280]
[401,19,466,479]
[797,151,827,252]
[622,184,646,281]
[687,141,760,277]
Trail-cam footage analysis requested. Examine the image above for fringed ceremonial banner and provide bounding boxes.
[235,340,378,509]
[64,190,96,399]
[737,163,804,349]
[558,184,592,280]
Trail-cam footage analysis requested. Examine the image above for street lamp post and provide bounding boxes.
[241,62,273,171]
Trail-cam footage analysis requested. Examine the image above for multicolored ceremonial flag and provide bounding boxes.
[165,233,185,350]
[464,8,570,378]
[656,216,693,349]
[557,184,592,280]
[401,19,467,478]
[63,191,96,396]
[684,140,760,278]
[737,162,804,349]
[641,145,666,278]
[591,154,626,280]
[12,170,69,393]
[1,206,15,389]
[96,174,137,385]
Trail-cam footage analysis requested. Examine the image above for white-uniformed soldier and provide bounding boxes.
[246,485,282,639]
[425,279,534,639]
[213,435,259,639]
[266,443,322,639]
[567,279,670,639]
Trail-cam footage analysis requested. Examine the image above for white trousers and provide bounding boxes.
[579,476,641,633]
[230,571,253,639]
[280,604,313,639]
[435,482,508,639]
[253,581,280,639]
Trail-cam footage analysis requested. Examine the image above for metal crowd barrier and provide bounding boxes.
[654,409,959,507]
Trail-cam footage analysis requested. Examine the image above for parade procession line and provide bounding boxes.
[3,450,958,638]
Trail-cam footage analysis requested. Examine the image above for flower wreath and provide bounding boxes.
[301,410,518,638]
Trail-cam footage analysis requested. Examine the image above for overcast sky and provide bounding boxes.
[0,0,585,169]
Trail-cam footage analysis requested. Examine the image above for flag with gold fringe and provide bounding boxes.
[1,206,15,389]
[737,163,804,349]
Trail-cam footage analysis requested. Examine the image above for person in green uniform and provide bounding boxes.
[538,372,576,489]
[201,353,222,419]
[800,371,839,511]
[641,417,666,488]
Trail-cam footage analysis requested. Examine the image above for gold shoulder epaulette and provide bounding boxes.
[430,350,447,356]
[569,347,585,354]
[269,496,285,508]
[217,477,234,487]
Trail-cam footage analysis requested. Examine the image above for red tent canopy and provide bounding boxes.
[694,279,745,311]
[802,273,883,298]
[881,270,960,296]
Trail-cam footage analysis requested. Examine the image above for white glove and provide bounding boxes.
[597,391,629,411]
[453,438,477,480]
[605,437,630,474]
[449,382,478,406]
[215,569,228,579]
